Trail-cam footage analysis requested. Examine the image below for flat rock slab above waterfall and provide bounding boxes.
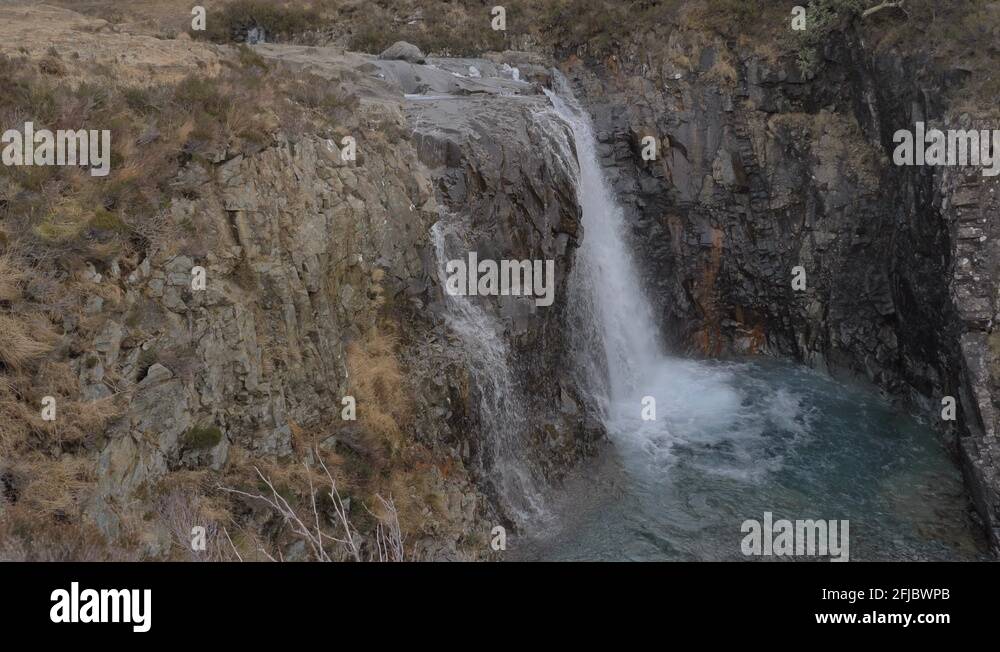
[254,44,539,104]
[252,45,552,173]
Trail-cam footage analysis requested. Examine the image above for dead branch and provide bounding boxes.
[218,465,333,562]
[316,453,362,561]
[367,494,405,562]
[217,449,404,562]
[862,0,907,19]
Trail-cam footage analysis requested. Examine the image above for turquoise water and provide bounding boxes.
[516,358,987,561]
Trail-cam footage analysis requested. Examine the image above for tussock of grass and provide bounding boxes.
[0,314,52,371]
[9,453,96,516]
[0,395,34,457]
[0,254,25,303]
[704,55,739,86]
[0,505,116,561]
[347,327,412,461]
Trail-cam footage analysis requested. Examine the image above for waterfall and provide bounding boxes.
[544,77,664,418]
[430,219,543,519]
[541,77,809,488]
[428,77,669,522]
[503,78,983,562]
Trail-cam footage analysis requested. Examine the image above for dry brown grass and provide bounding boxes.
[682,0,786,40]
[737,34,782,65]
[0,313,53,371]
[151,471,238,560]
[5,453,95,516]
[54,395,121,446]
[667,49,694,73]
[0,505,117,561]
[384,461,449,533]
[0,254,25,302]
[0,354,120,451]
[347,326,412,461]
[0,390,120,455]
[0,393,33,456]
[704,54,739,87]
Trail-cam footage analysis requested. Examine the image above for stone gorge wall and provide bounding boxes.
[940,141,1000,554]
[562,25,1000,549]
[236,13,1000,553]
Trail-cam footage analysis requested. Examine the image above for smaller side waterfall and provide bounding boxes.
[430,219,543,520]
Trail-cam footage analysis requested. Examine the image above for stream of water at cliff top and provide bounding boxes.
[514,78,987,561]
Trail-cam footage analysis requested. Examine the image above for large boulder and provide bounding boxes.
[378,41,425,64]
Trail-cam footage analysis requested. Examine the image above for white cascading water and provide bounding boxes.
[544,76,747,463]
[429,74,774,525]
[430,220,543,519]
[544,82,663,408]
[429,77,736,523]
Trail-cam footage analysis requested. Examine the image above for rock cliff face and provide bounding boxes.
[561,25,1000,549]
[86,125,432,537]
[402,59,602,498]
[74,72,481,556]
[99,45,600,554]
[0,14,598,559]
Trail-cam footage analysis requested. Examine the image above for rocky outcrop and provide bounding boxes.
[50,40,599,555]
[82,91,463,549]
[379,40,426,64]
[940,159,1000,550]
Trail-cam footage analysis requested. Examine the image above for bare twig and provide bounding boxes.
[862,0,907,19]
[218,466,332,561]
[222,526,243,563]
[218,449,403,562]
[366,494,405,562]
[316,453,361,561]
